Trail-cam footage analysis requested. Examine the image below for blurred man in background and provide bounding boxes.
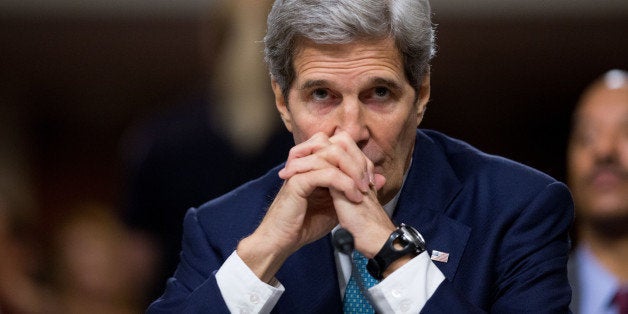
[0,188,49,313]
[49,202,156,314]
[122,0,292,301]
[567,69,628,314]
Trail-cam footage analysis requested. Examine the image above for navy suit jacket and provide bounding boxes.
[148,130,574,313]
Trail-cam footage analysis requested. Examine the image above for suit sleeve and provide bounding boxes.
[146,207,231,313]
[422,182,574,313]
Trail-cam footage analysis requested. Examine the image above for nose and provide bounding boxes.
[336,98,369,148]
[592,131,619,163]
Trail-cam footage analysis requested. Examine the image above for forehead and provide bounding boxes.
[577,87,628,123]
[291,37,406,86]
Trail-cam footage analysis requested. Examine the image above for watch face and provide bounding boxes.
[400,224,426,250]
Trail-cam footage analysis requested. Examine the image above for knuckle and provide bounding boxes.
[287,145,302,158]
[311,132,329,142]
[327,144,344,156]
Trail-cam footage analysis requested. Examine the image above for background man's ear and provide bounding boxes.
[272,80,293,132]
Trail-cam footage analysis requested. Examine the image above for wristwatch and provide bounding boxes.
[366,223,426,280]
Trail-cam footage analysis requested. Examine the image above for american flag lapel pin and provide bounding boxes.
[430,250,449,263]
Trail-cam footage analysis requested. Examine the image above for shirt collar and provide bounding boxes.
[576,244,622,314]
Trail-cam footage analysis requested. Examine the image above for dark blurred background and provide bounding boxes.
[1,0,627,312]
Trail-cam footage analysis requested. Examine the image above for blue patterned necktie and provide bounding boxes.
[343,251,379,313]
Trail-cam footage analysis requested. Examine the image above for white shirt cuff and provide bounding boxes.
[215,251,284,314]
[369,251,445,313]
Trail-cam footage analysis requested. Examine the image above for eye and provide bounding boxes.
[572,127,595,148]
[373,86,390,99]
[312,88,330,100]
[359,85,396,108]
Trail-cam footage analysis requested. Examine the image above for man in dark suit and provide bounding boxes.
[148,0,573,312]
[567,70,628,314]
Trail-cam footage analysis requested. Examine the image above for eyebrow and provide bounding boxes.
[299,79,328,90]
[298,77,403,92]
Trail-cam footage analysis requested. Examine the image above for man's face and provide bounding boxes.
[567,83,628,230]
[273,37,430,204]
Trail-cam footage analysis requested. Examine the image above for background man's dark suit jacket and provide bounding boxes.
[568,252,581,313]
[148,129,574,313]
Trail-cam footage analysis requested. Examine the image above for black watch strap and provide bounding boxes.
[366,223,425,280]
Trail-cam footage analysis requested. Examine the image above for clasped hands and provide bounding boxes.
[237,131,397,283]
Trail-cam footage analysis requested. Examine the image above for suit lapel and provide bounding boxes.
[393,131,470,281]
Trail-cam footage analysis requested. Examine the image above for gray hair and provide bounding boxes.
[264,0,436,97]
